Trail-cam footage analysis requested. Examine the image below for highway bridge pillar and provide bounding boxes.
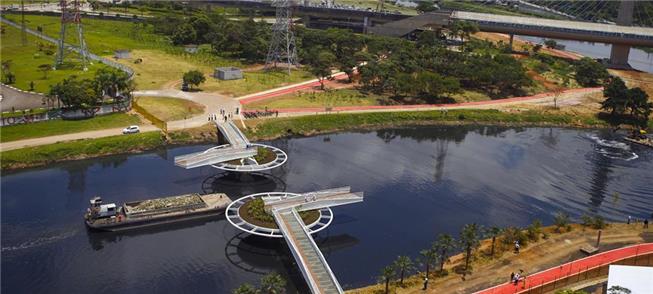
[609,0,635,68]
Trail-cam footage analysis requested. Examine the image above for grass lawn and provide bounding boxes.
[134,96,204,122]
[0,25,108,93]
[202,68,314,97]
[1,131,165,170]
[246,88,385,109]
[0,112,141,142]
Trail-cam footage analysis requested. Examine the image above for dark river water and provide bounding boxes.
[2,126,653,294]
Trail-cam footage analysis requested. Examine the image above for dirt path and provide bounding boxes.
[0,125,159,151]
[349,223,652,294]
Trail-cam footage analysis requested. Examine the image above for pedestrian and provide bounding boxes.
[514,241,520,254]
[513,272,520,285]
[645,219,649,229]
[628,215,632,224]
[276,110,279,117]
[236,107,239,115]
[423,276,428,290]
[510,272,515,282]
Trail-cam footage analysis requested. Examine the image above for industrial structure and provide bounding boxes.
[55,0,89,70]
[265,0,298,74]
[226,187,364,294]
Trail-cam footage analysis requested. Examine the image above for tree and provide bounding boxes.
[459,223,482,277]
[553,211,570,233]
[4,72,15,84]
[232,284,257,294]
[607,285,632,294]
[628,87,653,128]
[379,265,394,294]
[601,77,629,116]
[419,247,439,282]
[95,68,134,99]
[486,226,502,256]
[575,57,609,87]
[38,64,52,79]
[182,70,206,90]
[417,1,438,13]
[49,76,100,109]
[308,51,336,90]
[259,272,286,294]
[415,71,461,100]
[171,23,197,45]
[544,39,557,49]
[434,233,455,272]
[393,255,413,285]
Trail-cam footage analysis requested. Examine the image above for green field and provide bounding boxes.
[0,25,108,93]
[135,96,204,122]
[1,131,165,170]
[0,112,141,142]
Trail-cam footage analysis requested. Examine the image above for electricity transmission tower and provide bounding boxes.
[55,0,89,70]
[265,0,298,74]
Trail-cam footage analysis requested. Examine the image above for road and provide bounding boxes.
[0,125,158,152]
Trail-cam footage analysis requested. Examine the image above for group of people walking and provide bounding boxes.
[208,107,239,122]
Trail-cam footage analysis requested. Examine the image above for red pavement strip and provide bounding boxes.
[241,86,602,114]
[238,72,349,105]
[474,243,653,294]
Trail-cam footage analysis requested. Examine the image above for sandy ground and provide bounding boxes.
[348,223,653,294]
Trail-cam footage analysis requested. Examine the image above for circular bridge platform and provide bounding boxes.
[226,192,333,238]
[211,143,287,172]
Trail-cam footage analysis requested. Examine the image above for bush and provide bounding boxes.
[502,227,528,247]
[581,214,608,230]
[526,219,542,242]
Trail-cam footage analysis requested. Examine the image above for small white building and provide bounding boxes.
[114,49,130,59]
[214,67,243,80]
[184,44,199,54]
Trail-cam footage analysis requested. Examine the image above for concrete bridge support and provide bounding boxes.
[609,0,635,68]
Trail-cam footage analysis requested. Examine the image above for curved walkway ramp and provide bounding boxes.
[174,120,256,169]
[269,187,364,294]
[475,243,653,294]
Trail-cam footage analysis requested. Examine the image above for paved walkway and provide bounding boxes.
[475,243,653,294]
[133,89,240,131]
[0,125,158,151]
[243,87,603,117]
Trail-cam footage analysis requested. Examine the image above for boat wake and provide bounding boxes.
[585,134,639,161]
[1,229,78,252]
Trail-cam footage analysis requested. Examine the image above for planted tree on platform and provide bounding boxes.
[486,226,502,257]
[419,247,439,281]
[379,265,395,294]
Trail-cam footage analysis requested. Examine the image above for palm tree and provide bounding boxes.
[259,272,286,294]
[393,255,414,285]
[433,233,455,272]
[419,247,439,280]
[459,223,482,277]
[232,283,257,294]
[379,265,394,294]
[486,226,502,257]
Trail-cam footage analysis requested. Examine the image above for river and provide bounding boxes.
[2,126,652,293]
[519,36,653,73]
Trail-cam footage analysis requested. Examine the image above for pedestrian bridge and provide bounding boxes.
[174,120,287,171]
[226,187,364,294]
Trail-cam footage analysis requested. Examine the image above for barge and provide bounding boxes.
[84,193,231,232]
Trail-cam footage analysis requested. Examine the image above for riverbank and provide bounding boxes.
[347,222,652,294]
[0,109,629,171]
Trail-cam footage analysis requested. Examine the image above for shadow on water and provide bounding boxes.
[201,172,287,198]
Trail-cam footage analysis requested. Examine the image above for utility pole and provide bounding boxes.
[265,0,298,75]
[55,0,89,70]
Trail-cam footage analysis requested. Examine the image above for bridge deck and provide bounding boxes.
[276,210,342,294]
[173,120,256,169]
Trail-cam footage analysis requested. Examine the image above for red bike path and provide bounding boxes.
[239,78,602,114]
[474,243,653,294]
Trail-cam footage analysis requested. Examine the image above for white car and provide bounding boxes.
[122,125,140,134]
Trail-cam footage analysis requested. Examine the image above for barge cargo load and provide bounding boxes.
[84,193,231,232]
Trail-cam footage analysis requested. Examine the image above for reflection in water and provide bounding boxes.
[2,126,652,293]
[201,172,286,197]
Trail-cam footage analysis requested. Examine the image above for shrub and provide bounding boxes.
[502,226,528,247]
[526,219,542,242]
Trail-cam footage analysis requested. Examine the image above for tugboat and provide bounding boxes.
[84,193,231,232]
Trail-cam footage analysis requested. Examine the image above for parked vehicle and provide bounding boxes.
[122,125,140,134]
